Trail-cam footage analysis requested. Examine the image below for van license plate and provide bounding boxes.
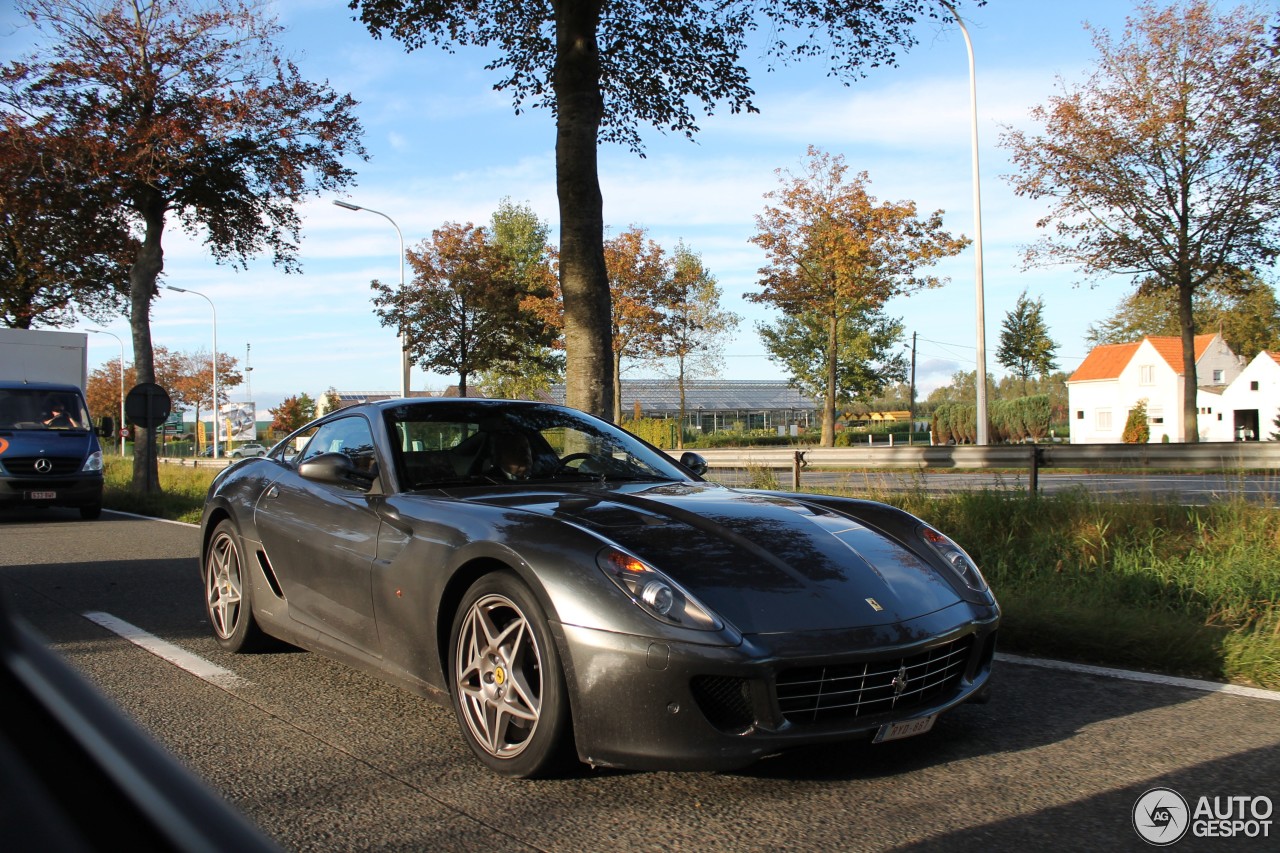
[29,491,57,500]
[873,714,936,743]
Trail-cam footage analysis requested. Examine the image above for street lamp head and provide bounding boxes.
[165,285,188,293]
[332,200,362,211]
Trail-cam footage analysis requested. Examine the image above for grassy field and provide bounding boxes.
[104,458,1280,689]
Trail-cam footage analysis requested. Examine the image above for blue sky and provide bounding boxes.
[5,1,1219,417]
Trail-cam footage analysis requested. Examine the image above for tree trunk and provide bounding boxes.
[129,193,165,494]
[611,348,622,424]
[553,0,613,420]
[1177,274,1199,442]
[821,312,838,447]
[676,356,686,450]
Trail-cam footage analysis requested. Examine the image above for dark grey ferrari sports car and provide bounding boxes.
[200,398,999,777]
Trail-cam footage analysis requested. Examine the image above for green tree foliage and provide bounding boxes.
[1086,272,1280,360]
[757,307,908,420]
[1123,399,1150,444]
[996,290,1059,394]
[376,220,558,397]
[1002,1,1280,441]
[350,0,967,419]
[3,0,365,492]
[749,147,967,446]
[476,200,564,399]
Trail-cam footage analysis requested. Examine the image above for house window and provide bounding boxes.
[1139,365,1155,385]
[1213,369,1224,383]
[1251,381,1259,391]
[1075,410,1084,420]
[1096,410,1112,431]
[1149,407,1164,425]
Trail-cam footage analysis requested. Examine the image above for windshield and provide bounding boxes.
[0,388,92,431]
[383,401,691,490]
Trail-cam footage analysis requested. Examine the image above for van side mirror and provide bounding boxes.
[98,416,115,438]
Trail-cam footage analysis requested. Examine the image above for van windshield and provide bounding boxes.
[0,388,92,430]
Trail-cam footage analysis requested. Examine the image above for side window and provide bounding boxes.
[299,416,378,476]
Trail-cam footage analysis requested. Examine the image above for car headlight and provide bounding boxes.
[596,548,723,631]
[82,450,104,473]
[919,525,988,592]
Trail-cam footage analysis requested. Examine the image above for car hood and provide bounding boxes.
[460,481,965,634]
[0,429,95,458]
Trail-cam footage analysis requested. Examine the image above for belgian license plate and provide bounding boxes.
[29,490,57,500]
[873,714,936,743]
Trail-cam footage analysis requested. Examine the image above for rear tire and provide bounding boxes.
[203,520,267,652]
[79,503,102,520]
[448,572,573,778]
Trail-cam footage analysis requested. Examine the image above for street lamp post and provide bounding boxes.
[165,285,219,458]
[941,1,989,445]
[333,199,410,399]
[87,328,126,457]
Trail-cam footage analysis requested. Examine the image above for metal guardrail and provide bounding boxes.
[692,442,1280,492]
[695,442,1280,470]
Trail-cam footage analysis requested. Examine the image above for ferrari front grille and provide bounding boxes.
[776,635,974,725]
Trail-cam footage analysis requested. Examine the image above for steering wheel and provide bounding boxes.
[555,452,596,472]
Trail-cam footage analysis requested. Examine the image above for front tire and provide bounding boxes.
[204,520,267,652]
[448,573,572,778]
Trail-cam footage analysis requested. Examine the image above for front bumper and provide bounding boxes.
[0,472,103,510]
[554,603,999,771]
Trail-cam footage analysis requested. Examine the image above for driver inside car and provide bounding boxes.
[490,432,533,480]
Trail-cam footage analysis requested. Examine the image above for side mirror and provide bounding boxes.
[98,416,115,438]
[298,452,378,491]
[679,451,708,477]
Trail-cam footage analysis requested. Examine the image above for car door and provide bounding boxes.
[253,414,382,654]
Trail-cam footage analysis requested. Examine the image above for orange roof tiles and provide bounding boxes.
[1069,334,1218,382]
[1069,342,1140,382]
[1145,334,1216,373]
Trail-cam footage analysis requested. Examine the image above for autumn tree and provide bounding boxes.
[270,394,317,434]
[605,226,674,423]
[1001,0,1280,442]
[1086,272,1280,360]
[0,120,133,328]
[375,221,557,397]
[350,0,967,420]
[2,0,364,492]
[996,290,1059,394]
[659,243,738,448]
[749,147,968,446]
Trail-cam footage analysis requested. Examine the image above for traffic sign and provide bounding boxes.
[124,383,172,429]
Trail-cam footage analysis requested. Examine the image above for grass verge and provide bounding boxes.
[105,458,1280,689]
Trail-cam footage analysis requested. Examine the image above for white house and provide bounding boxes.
[1066,334,1244,443]
[1202,350,1280,441]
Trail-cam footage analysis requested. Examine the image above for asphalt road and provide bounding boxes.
[3,507,1278,852]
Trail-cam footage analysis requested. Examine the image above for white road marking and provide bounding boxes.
[997,652,1280,702]
[83,611,248,689]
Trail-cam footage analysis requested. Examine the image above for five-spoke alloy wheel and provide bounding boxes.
[204,520,264,652]
[449,573,570,777]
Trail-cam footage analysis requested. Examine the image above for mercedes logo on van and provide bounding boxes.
[34,458,53,474]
